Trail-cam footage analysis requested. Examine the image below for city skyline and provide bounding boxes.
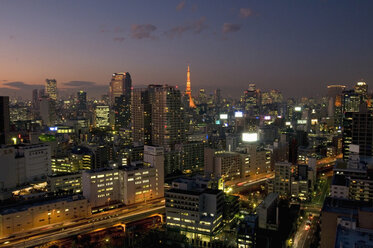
[1,0,373,99]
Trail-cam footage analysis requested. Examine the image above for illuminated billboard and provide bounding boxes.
[220,114,228,120]
[264,116,271,120]
[294,107,302,112]
[235,111,243,118]
[297,120,307,124]
[242,133,258,142]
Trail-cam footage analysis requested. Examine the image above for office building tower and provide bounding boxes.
[327,85,345,127]
[185,66,196,108]
[114,94,131,129]
[243,84,261,115]
[274,162,292,197]
[214,88,221,107]
[131,88,152,145]
[32,89,39,113]
[351,105,373,157]
[151,85,185,150]
[39,96,56,126]
[95,105,110,128]
[0,96,10,145]
[109,72,132,129]
[109,72,132,105]
[354,81,368,97]
[77,90,87,111]
[45,79,57,101]
[343,105,373,160]
[342,90,364,113]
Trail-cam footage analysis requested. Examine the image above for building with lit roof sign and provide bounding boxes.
[220,114,228,120]
[242,133,258,142]
[235,111,243,118]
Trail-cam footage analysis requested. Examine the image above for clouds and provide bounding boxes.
[63,81,97,87]
[2,81,43,90]
[176,0,185,11]
[113,37,125,42]
[131,24,157,39]
[164,17,208,38]
[239,8,253,19]
[222,23,242,34]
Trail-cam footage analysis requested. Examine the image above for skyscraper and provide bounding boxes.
[131,88,152,145]
[151,85,185,151]
[243,84,261,115]
[0,96,10,145]
[354,81,368,97]
[185,65,196,108]
[109,72,132,129]
[77,91,87,111]
[327,85,346,128]
[45,79,57,101]
[109,72,132,105]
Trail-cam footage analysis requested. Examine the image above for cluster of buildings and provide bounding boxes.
[1,67,373,247]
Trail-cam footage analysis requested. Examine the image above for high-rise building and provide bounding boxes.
[131,88,152,145]
[39,96,56,126]
[354,81,368,96]
[343,105,373,160]
[274,161,292,197]
[243,84,261,115]
[351,105,373,157]
[45,79,57,101]
[109,72,132,105]
[95,105,110,128]
[151,85,185,150]
[185,66,196,108]
[109,72,132,129]
[77,90,87,111]
[32,89,39,115]
[327,85,346,127]
[0,96,10,145]
[342,90,364,113]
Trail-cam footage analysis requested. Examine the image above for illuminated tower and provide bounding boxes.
[109,72,132,129]
[45,79,57,101]
[185,66,196,108]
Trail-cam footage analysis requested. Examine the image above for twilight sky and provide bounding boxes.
[0,0,372,99]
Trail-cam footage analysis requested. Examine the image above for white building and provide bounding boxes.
[204,148,242,181]
[0,144,51,190]
[165,177,224,246]
[119,163,162,205]
[82,146,164,208]
[82,169,120,208]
